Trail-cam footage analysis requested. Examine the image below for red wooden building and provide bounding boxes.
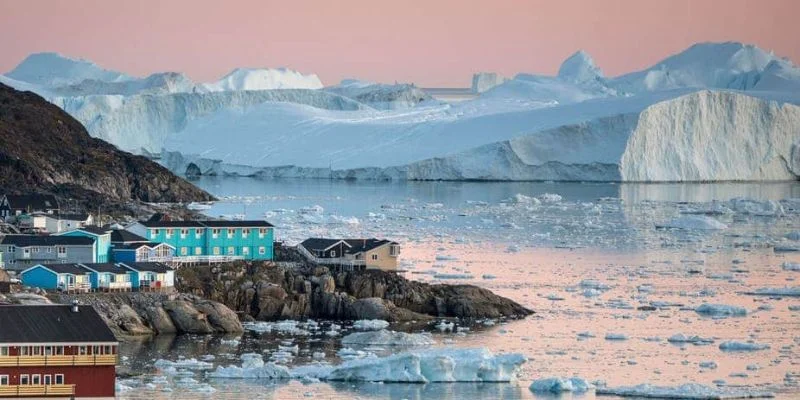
[0,303,118,398]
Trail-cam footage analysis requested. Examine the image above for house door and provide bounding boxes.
[67,275,75,286]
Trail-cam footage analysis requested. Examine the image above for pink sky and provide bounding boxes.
[0,0,797,87]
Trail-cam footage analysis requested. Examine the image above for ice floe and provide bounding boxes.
[340,330,435,346]
[695,303,747,317]
[596,383,774,399]
[657,216,728,230]
[718,341,770,352]
[352,320,390,331]
[529,377,592,394]
[207,353,291,379]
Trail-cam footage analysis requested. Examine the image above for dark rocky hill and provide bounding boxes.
[0,83,213,213]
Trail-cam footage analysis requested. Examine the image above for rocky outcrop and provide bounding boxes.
[0,83,214,215]
[52,292,243,337]
[177,258,532,322]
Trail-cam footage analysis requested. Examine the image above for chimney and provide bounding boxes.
[71,300,79,313]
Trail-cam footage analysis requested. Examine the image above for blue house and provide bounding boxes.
[109,229,175,263]
[20,263,92,292]
[126,220,275,261]
[79,263,133,292]
[119,262,175,291]
[55,226,112,263]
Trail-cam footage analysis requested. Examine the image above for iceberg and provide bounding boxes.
[719,341,770,352]
[352,320,390,331]
[529,377,593,394]
[695,303,747,317]
[657,216,728,231]
[207,353,291,379]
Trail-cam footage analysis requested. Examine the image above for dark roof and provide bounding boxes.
[79,263,129,274]
[110,229,148,243]
[1,235,95,247]
[140,220,206,228]
[3,194,59,211]
[70,226,110,236]
[120,262,173,273]
[0,305,117,343]
[200,220,274,228]
[139,220,274,228]
[57,213,90,221]
[28,263,90,275]
[300,238,347,251]
[299,238,398,254]
[345,239,397,253]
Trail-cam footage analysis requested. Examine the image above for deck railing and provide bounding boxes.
[0,354,117,367]
[296,246,366,267]
[0,384,76,397]
[98,281,132,290]
[161,255,245,265]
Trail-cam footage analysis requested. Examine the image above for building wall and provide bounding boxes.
[148,226,274,260]
[111,248,136,263]
[364,245,399,271]
[19,266,57,289]
[0,365,116,397]
[58,231,110,263]
[2,244,96,271]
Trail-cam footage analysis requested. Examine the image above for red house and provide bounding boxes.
[0,304,118,398]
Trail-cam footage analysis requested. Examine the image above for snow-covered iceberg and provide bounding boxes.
[340,330,434,346]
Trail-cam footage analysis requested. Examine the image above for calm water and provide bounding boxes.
[117,178,800,399]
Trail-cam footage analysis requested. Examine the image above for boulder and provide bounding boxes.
[162,300,214,334]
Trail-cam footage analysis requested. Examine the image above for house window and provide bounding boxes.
[54,346,64,355]
[331,250,336,257]
[57,246,67,257]
[32,247,39,253]
[104,345,112,354]
[194,247,202,255]
[242,228,250,238]
[78,346,87,355]
[258,246,266,255]
[180,228,189,238]
[45,346,52,355]
[242,247,250,256]
[0,347,6,356]
[151,229,159,238]
[180,247,188,256]
[389,245,399,256]
[44,375,51,385]
[195,229,202,239]
[165,229,173,238]
[23,248,30,257]
[19,375,28,385]
[258,228,267,238]
[372,254,378,261]
[213,247,220,255]
[55,374,64,385]
[47,247,52,253]
[227,246,235,255]
[31,375,40,385]
[0,375,8,385]
[212,229,220,238]
[6,246,13,253]
[226,229,233,239]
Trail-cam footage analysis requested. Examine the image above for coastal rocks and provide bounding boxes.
[7,292,52,305]
[177,260,532,322]
[53,292,242,337]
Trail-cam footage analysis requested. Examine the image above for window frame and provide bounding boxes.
[0,375,8,386]
[31,374,41,385]
[55,374,64,385]
[19,375,29,385]
[258,246,266,255]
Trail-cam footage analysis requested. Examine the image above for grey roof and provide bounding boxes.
[139,220,274,228]
[1,235,95,247]
[119,262,173,274]
[79,263,129,274]
[110,229,148,243]
[3,194,59,211]
[29,263,91,275]
[200,220,274,228]
[300,238,397,255]
[0,305,117,343]
[299,238,347,251]
[64,226,110,236]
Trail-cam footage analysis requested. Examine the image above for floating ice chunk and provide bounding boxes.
[154,358,214,370]
[657,216,728,230]
[529,377,592,394]
[580,279,611,291]
[435,321,455,332]
[745,287,800,297]
[577,331,596,339]
[605,333,628,341]
[320,348,526,383]
[786,231,800,241]
[546,293,565,301]
[482,274,497,279]
[782,262,800,272]
[695,303,747,317]
[537,193,563,203]
[719,341,770,352]
[508,194,541,205]
[596,383,773,399]
[668,334,714,345]
[207,353,291,379]
[729,198,784,217]
[434,273,474,280]
[341,330,435,346]
[352,320,390,331]
[435,255,458,261]
[699,361,718,369]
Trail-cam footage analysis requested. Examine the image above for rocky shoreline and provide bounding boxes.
[176,257,533,323]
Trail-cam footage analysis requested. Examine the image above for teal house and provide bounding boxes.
[55,226,112,263]
[20,263,92,292]
[126,220,275,260]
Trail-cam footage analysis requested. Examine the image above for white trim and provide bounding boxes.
[323,240,351,251]
[0,341,118,347]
